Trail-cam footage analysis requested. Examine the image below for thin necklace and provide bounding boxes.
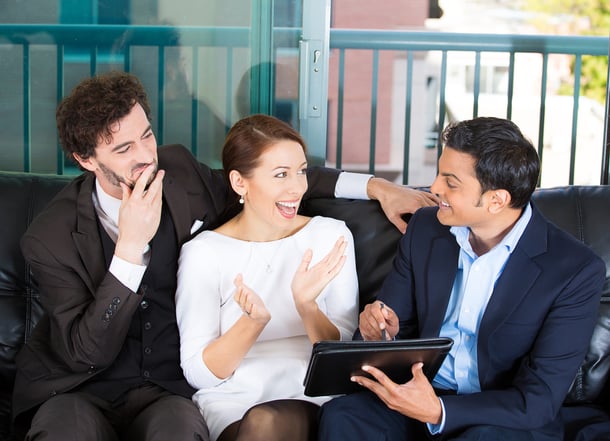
[257,239,285,273]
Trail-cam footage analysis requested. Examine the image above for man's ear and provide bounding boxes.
[488,189,511,213]
[229,170,247,198]
[72,153,96,172]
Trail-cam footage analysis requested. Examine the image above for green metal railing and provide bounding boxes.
[329,30,610,184]
[1,24,250,173]
[1,24,608,184]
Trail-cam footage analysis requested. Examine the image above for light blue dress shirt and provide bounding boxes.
[428,203,532,433]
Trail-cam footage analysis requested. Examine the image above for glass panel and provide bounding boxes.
[0,0,304,173]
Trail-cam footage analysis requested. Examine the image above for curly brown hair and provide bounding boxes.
[56,71,151,162]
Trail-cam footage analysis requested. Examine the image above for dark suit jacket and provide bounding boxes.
[13,144,340,421]
[377,204,605,438]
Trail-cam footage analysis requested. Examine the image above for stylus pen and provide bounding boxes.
[380,302,387,341]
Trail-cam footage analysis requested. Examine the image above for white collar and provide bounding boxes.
[94,179,122,227]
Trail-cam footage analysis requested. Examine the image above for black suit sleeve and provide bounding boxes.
[304,166,341,199]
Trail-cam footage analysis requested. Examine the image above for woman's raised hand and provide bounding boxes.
[291,236,347,310]
[233,274,271,324]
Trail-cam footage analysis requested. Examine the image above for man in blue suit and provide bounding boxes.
[318,117,605,440]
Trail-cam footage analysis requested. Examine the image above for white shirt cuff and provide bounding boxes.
[334,172,373,200]
[426,397,446,435]
[109,255,147,293]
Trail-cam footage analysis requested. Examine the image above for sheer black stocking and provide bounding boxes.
[217,399,319,441]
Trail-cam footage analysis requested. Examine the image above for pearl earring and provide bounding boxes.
[239,195,244,204]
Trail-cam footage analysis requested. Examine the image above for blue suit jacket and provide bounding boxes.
[376,203,605,437]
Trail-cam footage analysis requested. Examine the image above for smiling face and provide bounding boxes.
[72,103,158,199]
[429,146,491,228]
[233,139,308,237]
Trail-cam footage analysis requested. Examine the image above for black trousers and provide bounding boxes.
[26,383,209,441]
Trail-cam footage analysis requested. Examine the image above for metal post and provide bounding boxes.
[601,31,610,185]
[299,0,331,166]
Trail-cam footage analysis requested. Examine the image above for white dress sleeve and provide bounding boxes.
[175,232,227,389]
[313,217,360,340]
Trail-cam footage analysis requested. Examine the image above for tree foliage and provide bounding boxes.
[525,0,610,34]
[525,0,609,103]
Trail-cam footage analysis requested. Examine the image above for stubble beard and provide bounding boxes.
[98,161,159,191]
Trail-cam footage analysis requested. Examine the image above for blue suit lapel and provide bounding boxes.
[421,232,460,337]
[478,204,548,383]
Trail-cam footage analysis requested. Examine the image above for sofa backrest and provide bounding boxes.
[532,186,610,405]
[1,171,609,413]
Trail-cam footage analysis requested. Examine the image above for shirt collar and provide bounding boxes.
[450,202,533,256]
[94,179,122,226]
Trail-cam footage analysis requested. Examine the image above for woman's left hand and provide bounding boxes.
[291,236,347,310]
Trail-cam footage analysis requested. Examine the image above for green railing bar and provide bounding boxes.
[330,30,607,56]
[507,52,515,119]
[22,42,31,173]
[123,44,130,71]
[264,0,275,114]
[473,51,481,117]
[537,53,549,176]
[335,49,346,169]
[369,49,379,174]
[249,27,262,114]
[603,42,610,185]
[56,45,65,174]
[570,55,583,185]
[225,48,234,133]
[157,46,165,144]
[191,46,199,158]
[3,26,604,56]
[0,24,251,47]
[402,51,414,184]
[436,50,448,159]
[90,46,96,76]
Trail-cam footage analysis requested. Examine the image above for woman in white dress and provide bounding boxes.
[175,114,359,441]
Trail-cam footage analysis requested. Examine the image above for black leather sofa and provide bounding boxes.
[1,170,609,440]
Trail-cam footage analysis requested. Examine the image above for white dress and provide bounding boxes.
[175,216,359,440]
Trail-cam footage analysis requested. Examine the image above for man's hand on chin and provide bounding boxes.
[366,177,438,234]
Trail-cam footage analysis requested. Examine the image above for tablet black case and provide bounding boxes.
[303,337,453,396]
